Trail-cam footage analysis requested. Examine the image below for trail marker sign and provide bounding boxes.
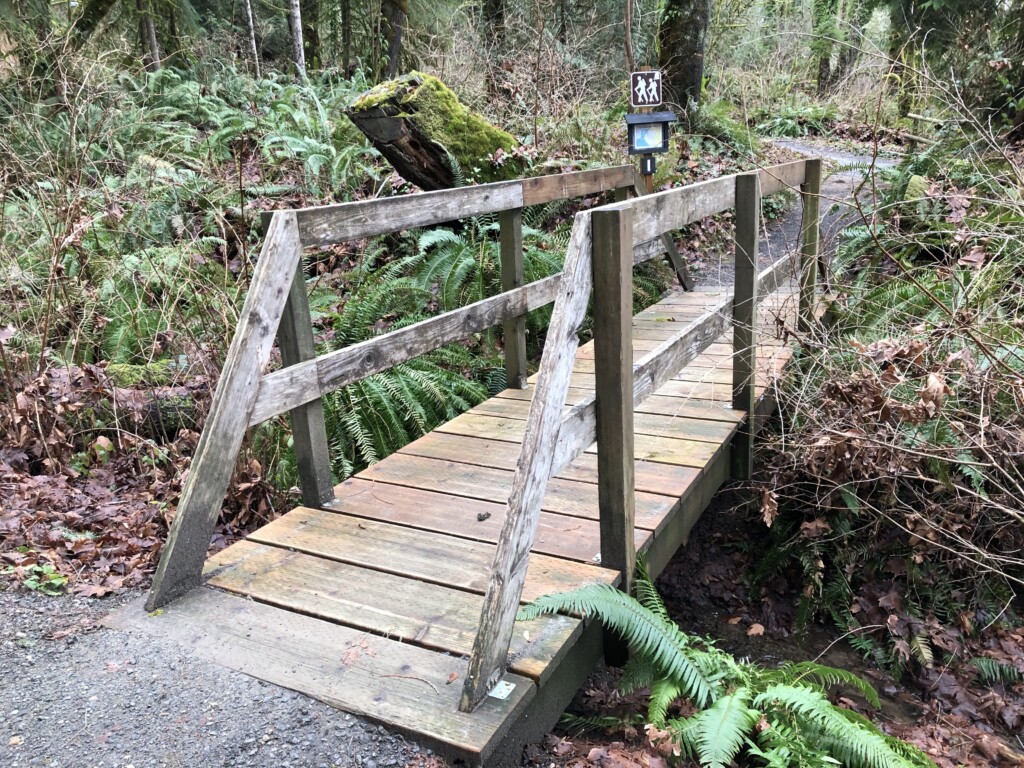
[630,71,663,108]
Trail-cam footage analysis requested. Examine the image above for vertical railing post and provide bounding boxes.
[732,173,760,481]
[592,206,636,665]
[499,208,528,389]
[278,263,334,505]
[798,158,823,335]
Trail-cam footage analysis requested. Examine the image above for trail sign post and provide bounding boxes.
[630,71,663,108]
[626,70,674,192]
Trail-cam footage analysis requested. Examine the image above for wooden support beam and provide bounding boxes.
[731,173,760,481]
[591,216,636,576]
[500,209,528,389]
[799,158,823,334]
[146,212,304,610]
[278,263,334,505]
[592,207,637,666]
[632,170,695,290]
[249,275,562,425]
[460,213,595,714]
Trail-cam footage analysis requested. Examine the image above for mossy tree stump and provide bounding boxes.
[347,72,525,190]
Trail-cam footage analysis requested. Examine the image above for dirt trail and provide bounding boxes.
[0,141,892,768]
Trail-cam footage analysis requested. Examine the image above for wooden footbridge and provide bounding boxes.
[110,158,824,766]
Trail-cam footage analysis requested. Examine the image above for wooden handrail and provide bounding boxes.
[259,165,636,247]
[459,159,817,712]
[147,165,646,613]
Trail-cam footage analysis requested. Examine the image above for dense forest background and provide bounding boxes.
[1,0,1024,765]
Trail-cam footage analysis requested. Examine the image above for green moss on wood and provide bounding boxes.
[349,72,523,184]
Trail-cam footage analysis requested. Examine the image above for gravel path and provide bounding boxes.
[0,586,428,767]
[0,139,887,768]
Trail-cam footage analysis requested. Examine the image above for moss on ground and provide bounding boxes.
[106,361,179,387]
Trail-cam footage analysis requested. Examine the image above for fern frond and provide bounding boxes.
[778,661,882,709]
[518,585,715,707]
[674,688,758,768]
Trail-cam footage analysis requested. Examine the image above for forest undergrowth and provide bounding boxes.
[0,49,785,596]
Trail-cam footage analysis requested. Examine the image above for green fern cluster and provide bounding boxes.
[521,568,934,768]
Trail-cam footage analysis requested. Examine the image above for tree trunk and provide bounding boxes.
[624,0,635,73]
[288,0,306,80]
[381,0,407,80]
[68,0,119,51]
[347,72,525,189]
[136,0,161,72]
[243,0,261,79]
[657,0,710,112]
[812,0,839,93]
[482,0,505,99]
[483,0,504,47]
[342,0,351,73]
[301,0,319,69]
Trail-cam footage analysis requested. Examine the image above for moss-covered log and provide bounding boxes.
[346,72,525,190]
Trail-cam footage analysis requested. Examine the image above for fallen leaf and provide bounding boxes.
[446,672,458,685]
[918,373,951,417]
[760,488,778,528]
[727,616,743,625]
[747,623,765,636]
[800,519,832,538]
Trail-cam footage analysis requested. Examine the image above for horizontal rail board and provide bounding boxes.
[250,274,562,425]
[521,166,634,206]
[278,181,524,247]
[758,160,807,196]
[545,253,795,479]
[596,161,807,245]
[264,166,641,248]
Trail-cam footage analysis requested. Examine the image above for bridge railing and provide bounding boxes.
[144,164,687,611]
[458,158,823,711]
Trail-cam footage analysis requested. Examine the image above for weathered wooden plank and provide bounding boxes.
[758,160,807,196]
[249,274,561,426]
[356,453,675,529]
[593,161,806,246]
[328,477,653,561]
[461,212,596,712]
[632,237,667,265]
[470,397,738,442]
[521,166,634,206]
[500,208,528,389]
[732,173,760,480]
[396,431,702,498]
[115,588,537,764]
[633,169,695,290]
[625,175,736,244]
[146,212,304,611]
[243,506,617,602]
[277,262,334,506]
[277,181,524,247]
[799,158,823,333]
[205,541,580,685]
[592,206,636,591]
[438,412,726,461]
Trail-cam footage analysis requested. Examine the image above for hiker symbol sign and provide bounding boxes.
[630,71,663,108]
